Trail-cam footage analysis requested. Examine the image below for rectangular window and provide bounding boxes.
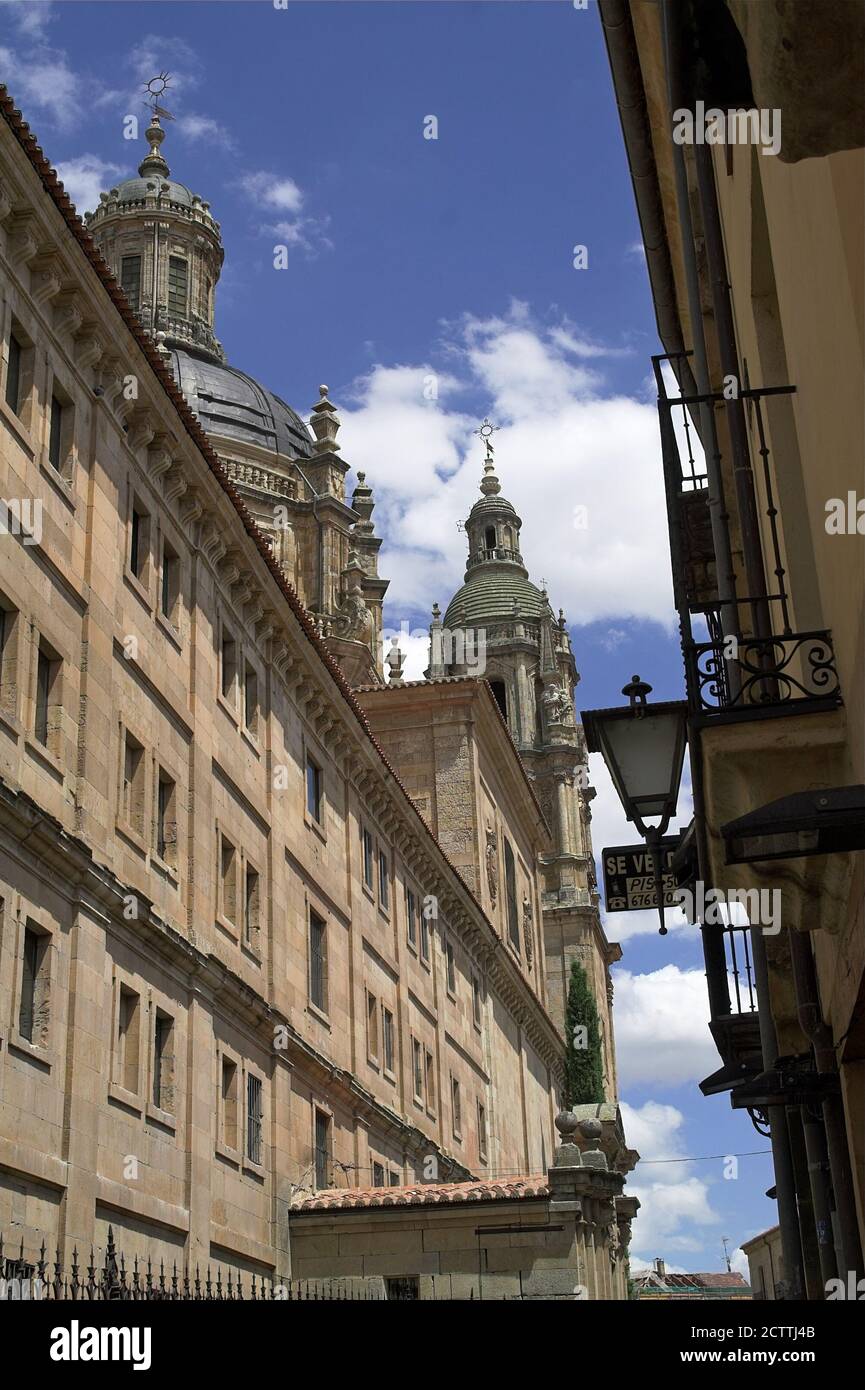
[378,850,389,910]
[389,1170,400,1187]
[451,1076,461,1140]
[129,501,150,582]
[366,990,379,1062]
[314,1109,331,1189]
[0,604,18,718]
[472,974,482,1028]
[372,1161,385,1188]
[306,756,322,822]
[5,332,21,412]
[161,539,179,622]
[118,984,141,1094]
[19,925,48,1044]
[220,835,237,924]
[221,1057,238,1150]
[156,770,176,864]
[167,256,189,316]
[424,1048,436,1114]
[420,907,430,964]
[243,662,259,735]
[505,840,520,953]
[121,255,142,311]
[48,395,63,470]
[220,628,237,701]
[477,1101,488,1161]
[35,644,59,747]
[405,887,417,948]
[244,864,260,943]
[247,1073,263,1165]
[152,1010,174,1112]
[309,908,327,1011]
[361,827,374,889]
[122,732,145,834]
[412,1037,423,1103]
[445,938,456,996]
[382,1006,395,1074]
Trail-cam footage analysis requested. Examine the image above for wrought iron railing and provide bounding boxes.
[0,1227,379,1301]
[653,352,842,724]
[723,923,757,1015]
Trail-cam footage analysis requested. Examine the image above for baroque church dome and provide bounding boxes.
[167,349,314,459]
[86,109,313,460]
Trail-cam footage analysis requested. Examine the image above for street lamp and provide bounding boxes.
[582,676,688,933]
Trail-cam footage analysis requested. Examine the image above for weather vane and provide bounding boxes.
[144,72,175,121]
[474,417,498,464]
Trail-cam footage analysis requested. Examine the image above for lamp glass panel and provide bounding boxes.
[602,711,684,819]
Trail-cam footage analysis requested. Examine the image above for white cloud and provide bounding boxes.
[340,304,676,632]
[620,1100,722,1261]
[239,171,304,214]
[0,42,77,127]
[614,964,718,1088]
[0,0,55,39]
[54,154,125,214]
[177,112,236,152]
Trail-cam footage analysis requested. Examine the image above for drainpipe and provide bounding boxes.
[789,928,864,1282]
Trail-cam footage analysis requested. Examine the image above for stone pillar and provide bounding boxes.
[546,1113,629,1300]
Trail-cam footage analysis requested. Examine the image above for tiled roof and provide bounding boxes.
[292,1175,549,1212]
[638,1271,750,1291]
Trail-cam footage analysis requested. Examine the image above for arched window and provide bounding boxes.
[484,526,496,549]
[504,841,520,953]
[488,678,508,721]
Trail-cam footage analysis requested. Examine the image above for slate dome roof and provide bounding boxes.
[108,175,196,208]
[168,350,314,459]
[443,571,548,629]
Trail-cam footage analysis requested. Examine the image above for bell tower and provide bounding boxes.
[432,424,622,1097]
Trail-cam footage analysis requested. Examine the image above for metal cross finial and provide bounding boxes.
[474,417,498,463]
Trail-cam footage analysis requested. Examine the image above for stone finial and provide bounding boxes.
[552,1110,583,1170]
[385,639,405,687]
[310,384,341,452]
[138,114,170,180]
[578,1117,608,1170]
[555,1110,580,1141]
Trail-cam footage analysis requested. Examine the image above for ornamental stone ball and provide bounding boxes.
[555,1110,579,1140]
[579,1117,603,1144]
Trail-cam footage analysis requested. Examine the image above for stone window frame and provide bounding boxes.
[410,1034,424,1108]
[152,755,181,887]
[215,820,241,944]
[404,882,418,955]
[9,909,54,1067]
[241,853,263,960]
[26,624,65,779]
[123,477,154,611]
[1,308,38,445]
[306,890,330,1023]
[242,1059,267,1180]
[146,991,177,1133]
[302,734,327,843]
[108,967,145,1113]
[365,987,379,1069]
[43,360,77,489]
[215,1042,242,1164]
[444,935,457,1001]
[471,971,483,1032]
[477,1098,488,1164]
[216,611,239,718]
[311,1099,333,1191]
[115,717,148,856]
[155,516,184,648]
[381,1002,396,1082]
[359,821,375,900]
[424,1046,437,1119]
[377,846,391,918]
[450,1073,462,1143]
[0,593,24,736]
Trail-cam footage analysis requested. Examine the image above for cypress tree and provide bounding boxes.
[563,958,605,1107]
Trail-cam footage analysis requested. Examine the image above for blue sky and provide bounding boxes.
[1,0,777,1274]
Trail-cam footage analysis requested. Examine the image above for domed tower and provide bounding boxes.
[430,431,622,1096]
[86,100,388,687]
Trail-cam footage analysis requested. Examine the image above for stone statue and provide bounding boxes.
[485,825,498,906]
[522,894,534,968]
[333,555,373,643]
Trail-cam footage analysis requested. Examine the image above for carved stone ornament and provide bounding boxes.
[485,825,499,907]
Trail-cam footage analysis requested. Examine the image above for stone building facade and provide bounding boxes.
[0,92,579,1285]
